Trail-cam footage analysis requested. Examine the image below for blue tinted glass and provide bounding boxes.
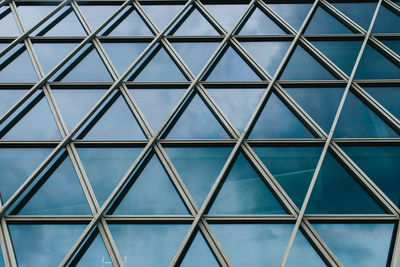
[205,47,261,81]
[181,232,218,267]
[334,92,399,138]
[250,93,314,139]
[102,42,148,75]
[172,42,219,75]
[211,224,292,266]
[342,146,400,207]
[0,7,20,36]
[75,231,111,267]
[0,148,51,202]
[77,147,142,206]
[111,155,188,215]
[173,8,219,36]
[78,5,119,29]
[280,45,336,80]
[373,6,400,33]
[102,7,152,36]
[207,88,263,133]
[268,3,312,31]
[209,152,286,214]
[241,41,291,76]
[109,224,189,267]
[130,88,184,132]
[312,41,362,75]
[356,44,400,79]
[141,5,182,30]
[253,146,322,209]
[332,2,377,30]
[285,87,344,132]
[0,44,38,82]
[17,155,90,215]
[0,246,4,267]
[205,4,246,31]
[0,89,26,117]
[165,147,231,206]
[314,223,394,266]
[306,7,352,34]
[17,5,55,30]
[239,8,285,35]
[33,43,77,75]
[9,224,86,267]
[364,86,400,119]
[82,96,146,140]
[40,7,86,36]
[382,40,400,56]
[167,94,230,139]
[307,152,385,214]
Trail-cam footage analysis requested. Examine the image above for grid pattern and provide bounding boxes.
[0,0,399,266]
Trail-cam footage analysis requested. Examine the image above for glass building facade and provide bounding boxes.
[0,0,399,266]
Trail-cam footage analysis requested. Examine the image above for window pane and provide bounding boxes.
[75,230,111,267]
[205,4,246,31]
[332,2,376,30]
[0,89,27,117]
[181,232,219,267]
[364,86,400,120]
[0,7,20,36]
[33,42,77,75]
[172,8,219,36]
[37,7,86,36]
[238,8,285,35]
[17,5,55,30]
[142,4,182,30]
[373,6,400,33]
[78,5,119,29]
[0,44,38,82]
[305,7,352,34]
[268,3,312,31]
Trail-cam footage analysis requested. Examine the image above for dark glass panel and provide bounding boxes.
[382,40,400,56]
[280,45,336,80]
[111,155,188,215]
[268,3,312,31]
[0,89,26,117]
[172,8,219,36]
[285,87,344,132]
[305,7,352,34]
[77,147,142,206]
[17,5,55,30]
[241,41,291,76]
[181,232,219,267]
[109,224,189,267]
[307,152,385,214]
[9,224,86,267]
[314,223,394,266]
[102,7,152,36]
[141,4,183,30]
[332,2,377,30]
[238,7,285,35]
[130,88,184,132]
[334,92,399,138]
[0,44,38,82]
[33,43,76,75]
[165,146,231,207]
[253,146,322,209]
[373,6,400,33]
[205,47,261,81]
[342,145,400,207]
[205,4,246,31]
[166,94,230,139]
[209,152,286,214]
[207,88,263,133]
[0,7,20,36]
[250,93,314,139]
[75,231,111,267]
[364,86,400,119]
[78,5,119,29]
[286,230,326,266]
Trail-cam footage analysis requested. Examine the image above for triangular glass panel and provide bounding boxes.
[141,4,183,30]
[129,46,186,81]
[166,94,230,139]
[332,2,377,30]
[109,224,189,267]
[204,46,261,81]
[373,5,400,33]
[241,41,291,76]
[38,7,87,36]
[78,5,119,29]
[172,41,219,75]
[130,88,185,132]
[52,89,105,131]
[9,224,86,266]
[364,86,400,119]
[1,92,61,140]
[102,42,148,75]
[181,231,219,267]
[0,89,26,117]
[334,92,399,138]
[0,44,38,82]
[80,95,145,140]
[356,44,400,79]
[205,4,247,31]
[0,7,20,36]
[342,145,400,207]
[280,45,336,80]
[209,152,286,214]
[102,7,153,36]
[0,147,51,203]
[109,154,188,215]
[307,152,385,214]
[171,7,219,36]
[250,93,314,139]
[17,5,55,30]
[382,40,400,56]
[77,147,142,206]
[305,7,353,34]
[285,87,344,132]
[268,3,312,31]
[252,146,322,209]
[311,41,362,75]
[207,88,263,133]
[238,7,286,35]
[15,153,91,215]
[313,223,394,266]
[33,42,77,74]
[165,146,232,207]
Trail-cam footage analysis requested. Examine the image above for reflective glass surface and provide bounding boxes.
[306,7,352,34]
[103,7,152,36]
[332,2,376,30]
[238,8,285,35]
[75,231,111,267]
[0,89,27,117]
[0,44,38,82]
[34,43,77,75]
[286,230,326,266]
[205,4,246,31]
[37,7,86,36]
[17,5,55,30]
[79,5,119,29]
[268,3,312,31]
[141,5,182,30]
[382,40,400,55]
[364,86,400,119]
[0,7,20,36]
[373,6,400,33]
[181,232,219,267]
[173,8,219,36]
